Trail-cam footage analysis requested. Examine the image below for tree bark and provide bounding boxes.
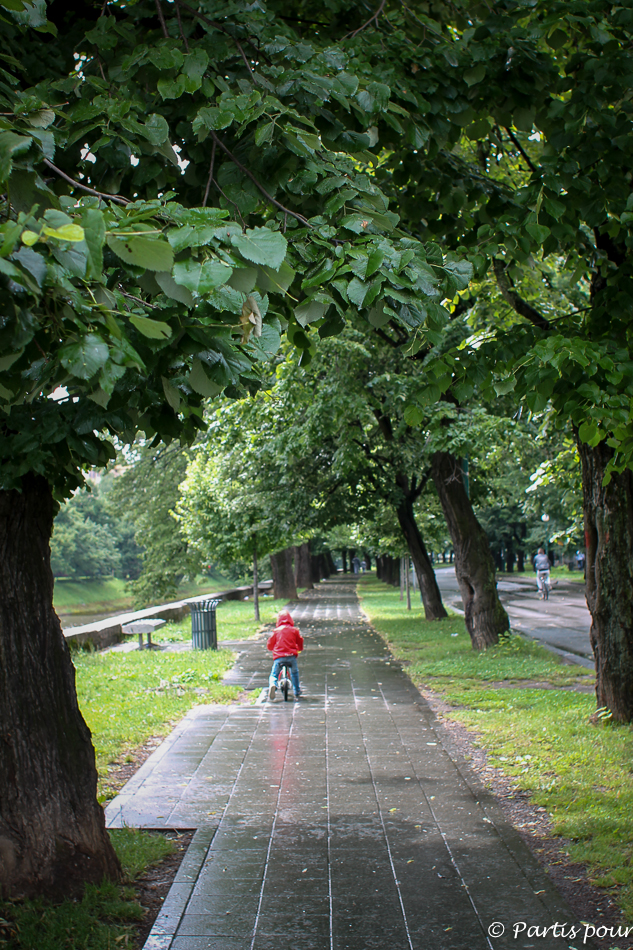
[310,554,321,584]
[293,542,313,590]
[341,548,348,573]
[363,551,372,570]
[253,539,260,622]
[395,490,447,620]
[431,451,509,648]
[505,538,515,573]
[326,551,337,575]
[578,439,633,721]
[319,553,330,579]
[270,547,298,600]
[0,475,121,900]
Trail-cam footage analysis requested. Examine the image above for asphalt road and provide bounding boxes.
[433,567,593,668]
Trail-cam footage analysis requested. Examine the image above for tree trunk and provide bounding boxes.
[319,553,330,579]
[517,548,525,572]
[270,547,298,601]
[363,551,372,570]
[253,539,260,622]
[431,451,509,649]
[341,549,348,573]
[310,554,321,584]
[326,551,337,575]
[293,542,313,590]
[376,555,383,580]
[578,439,633,721]
[505,539,515,573]
[0,475,121,900]
[395,491,447,620]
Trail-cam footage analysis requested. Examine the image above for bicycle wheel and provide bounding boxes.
[281,668,290,701]
[543,582,549,601]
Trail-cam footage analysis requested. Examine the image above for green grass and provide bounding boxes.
[155,595,292,643]
[54,573,237,616]
[75,646,240,800]
[53,577,132,613]
[498,565,586,583]
[358,575,633,923]
[74,597,290,801]
[0,829,174,950]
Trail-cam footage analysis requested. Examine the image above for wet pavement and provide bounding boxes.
[434,568,593,667]
[106,578,587,950]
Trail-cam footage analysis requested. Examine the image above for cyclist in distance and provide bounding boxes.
[534,548,551,599]
[267,610,304,701]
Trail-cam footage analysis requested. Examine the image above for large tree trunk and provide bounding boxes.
[270,547,298,600]
[310,554,321,584]
[395,490,447,620]
[431,451,509,649]
[0,475,121,900]
[318,553,330,579]
[578,439,633,721]
[293,542,313,590]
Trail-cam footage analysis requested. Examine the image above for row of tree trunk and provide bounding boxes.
[269,543,339,600]
[376,555,401,586]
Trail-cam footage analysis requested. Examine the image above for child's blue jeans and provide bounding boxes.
[269,655,301,696]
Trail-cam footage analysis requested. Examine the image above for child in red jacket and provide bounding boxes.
[267,610,303,701]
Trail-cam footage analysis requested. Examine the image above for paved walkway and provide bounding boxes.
[435,568,593,667]
[106,579,587,950]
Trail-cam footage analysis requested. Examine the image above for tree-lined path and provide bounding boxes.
[434,568,593,667]
[106,579,583,950]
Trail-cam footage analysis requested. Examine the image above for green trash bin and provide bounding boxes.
[190,599,220,650]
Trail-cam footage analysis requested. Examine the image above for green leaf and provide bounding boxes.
[404,404,425,426]
[59,334,109,380]
[227,267,258,293]
[493,376,517,395]
[107,235,174,271]
[157,75,187,100]
[367,300,391,328]
[257,261,295,294]
[189,358,223,397]
[0,132,33,181]
[464,64,486,86]
[172,258,233,294]
[142,113,169,146]
[525,222,551,245]
[295,299,327,326]
[162,376,181,411]
[232,227,287,269]
[155,271,194,306]
[128,315,172,339]
[42,223,85,242]
[193,107,234,134]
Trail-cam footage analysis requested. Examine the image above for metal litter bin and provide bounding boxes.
[190,599,220,650]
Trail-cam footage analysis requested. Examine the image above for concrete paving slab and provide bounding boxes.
[105,578,595,950]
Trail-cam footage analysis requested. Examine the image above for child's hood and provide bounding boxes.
[275,610,296,629]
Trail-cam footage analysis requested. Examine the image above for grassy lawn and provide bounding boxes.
[74,596,290,801]
[358,575,633,921]
[154,595,291,643]
[498,565,586,584]
[54,572,239,617]
[0,829,175,950]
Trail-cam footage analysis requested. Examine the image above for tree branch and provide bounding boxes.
[493,259,551,331]
[344,0,387,38]
[154,0,169,39]
[209,131,312,228]
[42,159,129,205]
[174,0,190,52]
[178,2,272,66]
[503,127,537,174]
[202,140,216,208]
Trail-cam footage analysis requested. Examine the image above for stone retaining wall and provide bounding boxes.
[63,581,273,651]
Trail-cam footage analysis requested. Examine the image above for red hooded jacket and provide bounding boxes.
[267,610,304,659]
